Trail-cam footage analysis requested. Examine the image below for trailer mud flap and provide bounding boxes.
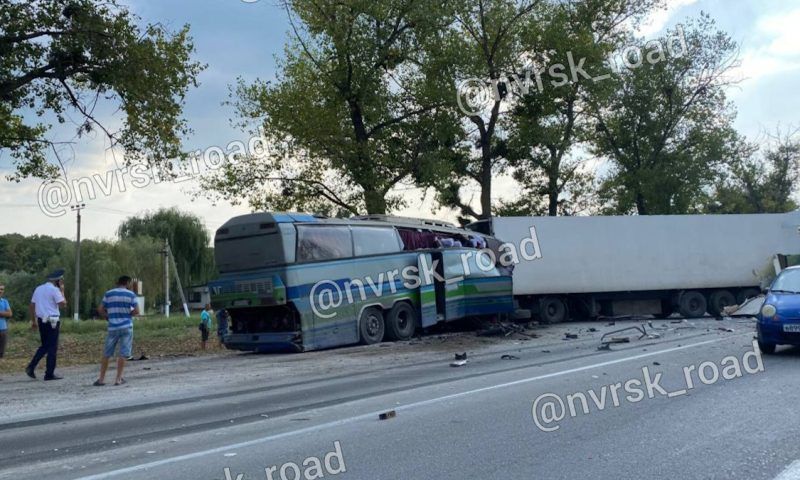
[417,253,438,328]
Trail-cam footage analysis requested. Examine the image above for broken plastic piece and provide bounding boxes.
[379,410,397,420]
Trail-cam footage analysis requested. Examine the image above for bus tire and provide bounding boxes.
[678,291,707,318]
[385,302,417,341]
[539,297,567,324]
[359,306,385,345]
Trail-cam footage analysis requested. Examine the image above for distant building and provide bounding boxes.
[187,285,210,310]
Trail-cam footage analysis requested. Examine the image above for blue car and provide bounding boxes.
[757,266,800,354]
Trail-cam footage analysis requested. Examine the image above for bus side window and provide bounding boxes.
[352,227,403,256]
[297,226,353,262]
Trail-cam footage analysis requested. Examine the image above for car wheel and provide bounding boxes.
[539,297,567,324]
[708,290,736,317]
[359,306,385,345]
[758,341,777,355]
[385,302,417,341]
[678,291,707,318]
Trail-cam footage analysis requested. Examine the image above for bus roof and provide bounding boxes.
[216,212,481,237]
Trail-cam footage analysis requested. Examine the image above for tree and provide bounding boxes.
[507,0,658,216]
[117,208,214,290]
[0,0,204,181]
[424,0,545,221]
[705,128,800,214]
[203,0,455,215]
[589,15,741,215]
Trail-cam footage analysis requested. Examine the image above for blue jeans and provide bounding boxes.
[104,328,133,358]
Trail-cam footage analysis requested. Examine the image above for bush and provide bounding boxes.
[0,270,41,322]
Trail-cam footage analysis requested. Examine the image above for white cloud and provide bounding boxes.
[734,7,800,87]
[637,0,701,37]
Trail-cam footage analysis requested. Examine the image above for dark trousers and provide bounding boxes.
[28,318,60,377]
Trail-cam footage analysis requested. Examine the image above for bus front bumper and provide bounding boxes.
[222,332,303,353]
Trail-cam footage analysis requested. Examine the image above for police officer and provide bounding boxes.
[26,269,67,381]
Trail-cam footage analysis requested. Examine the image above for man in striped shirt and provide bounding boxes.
[94,276,139,386]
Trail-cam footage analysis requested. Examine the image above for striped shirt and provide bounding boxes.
[102,287,137,331]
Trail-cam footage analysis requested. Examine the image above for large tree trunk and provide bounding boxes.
[635,191,647,215]
[479,156,492,220]
[363,189,387,215]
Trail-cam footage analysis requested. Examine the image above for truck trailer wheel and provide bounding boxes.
[736,288,761,305]
[359,307,385,345]
[678,291,707,318]
[708,290,736,317]
[539,297,567,324]
[384,302,417,341]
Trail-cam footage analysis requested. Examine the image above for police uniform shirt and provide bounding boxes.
[31,282,65,319]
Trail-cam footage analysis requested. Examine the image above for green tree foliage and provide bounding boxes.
[422,0,544,220]
[0,234,165,319]
[705,130,800,214]
[507,0,657,216]
[204,0,456,215]
[117,208,215,289]
[0,233,69,272]
[589,15,742,215]
[0,0,204,180]
[0,270,41,321]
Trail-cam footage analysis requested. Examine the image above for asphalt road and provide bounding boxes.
[2,321,800,480]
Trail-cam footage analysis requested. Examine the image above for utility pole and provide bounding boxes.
[162,239,170,317]
[166,242,191,317]
[70,203,85,321]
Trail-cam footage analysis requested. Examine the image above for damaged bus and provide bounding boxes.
[209,212,514,352]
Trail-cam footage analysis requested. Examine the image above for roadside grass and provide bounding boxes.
[0,315,224,375]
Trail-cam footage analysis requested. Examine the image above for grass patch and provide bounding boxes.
[0,314,222,375]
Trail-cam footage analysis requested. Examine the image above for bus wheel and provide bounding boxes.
[359,307,385,345]
[385,302,417,341]
[539,297,567,324]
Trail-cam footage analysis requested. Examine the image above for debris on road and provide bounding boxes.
[565,333,579,340]
[476,321,539,338]
[500,354,520,360]
[450,352,468,367]
[722,295,764,317]
[379,410,397,420]
[718,327,735,333]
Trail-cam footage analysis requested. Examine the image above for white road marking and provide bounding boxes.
[775,460,800,480]
[74,334,743,480]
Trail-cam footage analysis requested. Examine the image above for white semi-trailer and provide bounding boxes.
[468,212,800,322]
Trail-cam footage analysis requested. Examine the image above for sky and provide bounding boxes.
[1,0,799,242]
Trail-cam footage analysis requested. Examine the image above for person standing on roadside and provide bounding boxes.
[200,303,212,350]
[26,269,67,381]
[94,276,139,386]
[215,308,229,348]
[0,284,13,371]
